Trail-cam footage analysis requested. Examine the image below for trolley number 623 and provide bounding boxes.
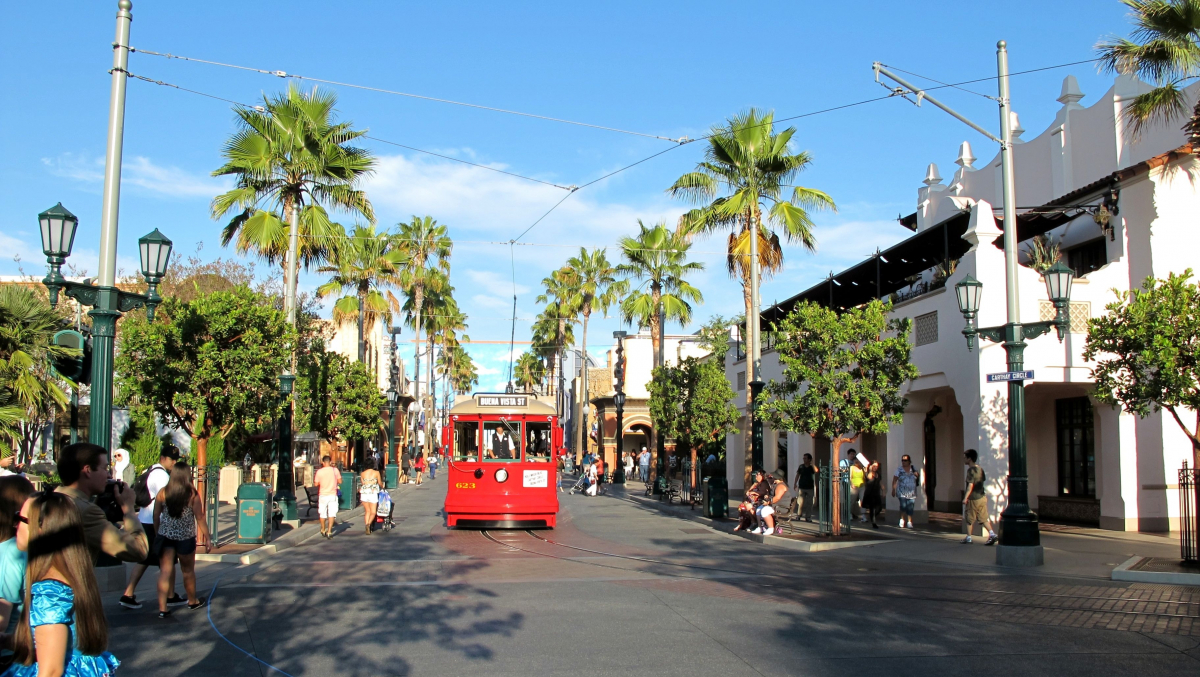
[454,482,476,489]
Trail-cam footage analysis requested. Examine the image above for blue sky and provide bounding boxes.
[1,1,1138,391]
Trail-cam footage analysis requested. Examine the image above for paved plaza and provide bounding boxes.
[104,475,1199,676]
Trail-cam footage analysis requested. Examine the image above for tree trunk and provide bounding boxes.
[742,277,754,489]
[576,311,590,465]
[830,436,848,536]
[427,333,436,449]
[414,284,424,441]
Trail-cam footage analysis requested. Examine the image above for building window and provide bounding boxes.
[1056,397,1095,498]
[1065,238,1107,278]
[736,371,746,391]
[914,311,938,346]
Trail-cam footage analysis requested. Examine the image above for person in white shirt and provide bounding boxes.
[120,446,184,610]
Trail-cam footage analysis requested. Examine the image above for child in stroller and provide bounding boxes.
[375,490,395,531]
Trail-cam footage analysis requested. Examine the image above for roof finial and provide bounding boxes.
[955,141,976,169]
[1058,75,1084,108]
[923,163,943,186]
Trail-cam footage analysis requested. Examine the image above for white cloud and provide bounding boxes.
[41,153,231,199]
[465,269,529,295]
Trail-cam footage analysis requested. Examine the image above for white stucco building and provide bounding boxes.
[726,73,1199,532]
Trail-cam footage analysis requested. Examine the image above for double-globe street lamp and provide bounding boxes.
[39,202,173,451]
[954,259,1074,564]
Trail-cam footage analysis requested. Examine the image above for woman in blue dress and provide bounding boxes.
[3,491,120,677]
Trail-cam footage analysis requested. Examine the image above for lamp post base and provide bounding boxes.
[996,544,1044,567]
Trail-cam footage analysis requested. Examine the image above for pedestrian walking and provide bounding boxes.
[0,476,33,672]
[315,456,341,539]
[414,453,426,486]
[121,446,183,610]
[891,454,920,529]
[794,453,818,522]
[862,461,884,528]
[112,449,135,487]
[360,460,382,535]
[152,463,210,618]
[428,452,438,480]
[638,447,650,484]
[400,448,412,485]
[962,449,998,545]
[556,454,566,492]
[849,454,866,522]
[623,452,634,482]
[5,491,121,676]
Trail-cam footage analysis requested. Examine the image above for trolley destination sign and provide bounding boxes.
[477,395,529,407]
[986,370,1034,383]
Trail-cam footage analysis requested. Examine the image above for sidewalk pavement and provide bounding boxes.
[598,476,1189,582]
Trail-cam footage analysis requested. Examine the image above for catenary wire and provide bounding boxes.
[126,47,689,143]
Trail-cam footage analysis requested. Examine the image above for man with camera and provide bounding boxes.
[57,442,149,564]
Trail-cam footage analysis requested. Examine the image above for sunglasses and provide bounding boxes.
[13,512,27,525]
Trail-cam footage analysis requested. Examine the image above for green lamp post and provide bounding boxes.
[40,203,172,451]
[275,372,298,523]
[954,259,1074,564]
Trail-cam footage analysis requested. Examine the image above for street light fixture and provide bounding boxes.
[612,330,628,484]
[39,202,173,451]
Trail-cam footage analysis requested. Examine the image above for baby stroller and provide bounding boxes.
[568,474,589,495]
[375,490,395,532]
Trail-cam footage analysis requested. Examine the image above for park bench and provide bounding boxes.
[303,486,320,519]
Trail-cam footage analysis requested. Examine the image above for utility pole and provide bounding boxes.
[875,41,1058,567]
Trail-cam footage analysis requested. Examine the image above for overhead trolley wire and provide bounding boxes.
[126,46,691,144]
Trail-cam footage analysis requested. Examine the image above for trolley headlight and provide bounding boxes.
[495,468,509,483]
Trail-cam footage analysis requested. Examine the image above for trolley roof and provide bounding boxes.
[448,393,557,416]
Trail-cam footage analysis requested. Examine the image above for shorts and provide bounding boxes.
[965,496,988,524]
[156,536,196,557]
[756,505,775,518]
[319,494,339,519]
[898,497,915,515]
[360,490,379,503]
[138,522,160,567]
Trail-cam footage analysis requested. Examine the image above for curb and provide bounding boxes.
[1112,555,1200,585]
[195,486,400,565]
[731,529,895,552]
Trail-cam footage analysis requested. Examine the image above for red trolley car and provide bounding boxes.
[442,393,562,528]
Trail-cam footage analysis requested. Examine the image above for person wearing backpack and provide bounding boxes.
[120,445,185,610]
[962,449,998,545]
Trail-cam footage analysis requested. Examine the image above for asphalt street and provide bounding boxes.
[103,475,1200,676]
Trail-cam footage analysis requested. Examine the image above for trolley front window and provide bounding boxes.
[454,421,479,462]
[525,421,552,462]
[483,420,522,462]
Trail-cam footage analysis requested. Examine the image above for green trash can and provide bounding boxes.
[339,471,360,511]
[385,464,399,489]
[236,482,273,544]
[703,477,728,519]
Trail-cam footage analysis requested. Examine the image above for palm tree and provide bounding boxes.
[514,352,546,393]
[536,267,579,402]
[447,345,479,396]
[316,224,406,465]
[317,224,407,363]
[0,286,75,461]
[396,215,453,427]
[211,85,376,275]
[530,305,574,399]
[1097,0,1200,140]
[669,109,834,473]
[617,220,705,367]
[560,248,626,461]
[429,292,468,431]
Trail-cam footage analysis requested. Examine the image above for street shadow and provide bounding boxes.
[106,533,523,676]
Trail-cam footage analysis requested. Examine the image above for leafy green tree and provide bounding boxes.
[445,345,479,396]
[761,300,917,520]
[617,220,704,366]
[0,285,75,461]
[1097,0,1200,139]
[115,286,295,468]
[647,350,739,484]
[211,85,376,269]
[560,248,627,459]
[296,349,385,448]
[396,216,453,424]
[1084,269,1200,466]
[118,405,162,472]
